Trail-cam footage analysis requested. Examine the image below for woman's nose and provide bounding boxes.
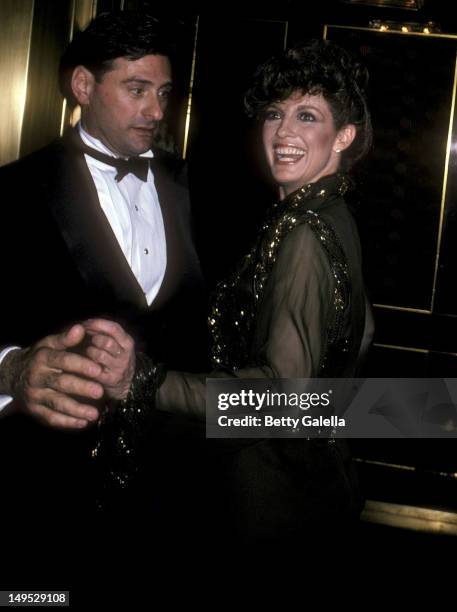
[276,116,294,138]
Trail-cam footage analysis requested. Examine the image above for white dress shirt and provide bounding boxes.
[0,124,167,412]
[79,124,167,305]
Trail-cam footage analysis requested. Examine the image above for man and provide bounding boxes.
[0,11,207,568]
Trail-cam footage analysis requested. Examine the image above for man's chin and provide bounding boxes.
[121,143,152,158]
[132,143,153,157]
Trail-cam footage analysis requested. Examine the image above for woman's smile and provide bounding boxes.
[273,144,307,163]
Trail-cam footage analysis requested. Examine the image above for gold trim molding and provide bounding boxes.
[182,16,199,160]
[0,0,34,167]
[362,500,457,536]
[325,23,457,41]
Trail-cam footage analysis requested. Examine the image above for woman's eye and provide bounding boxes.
[298,112,315,122]
[264,109,281,121]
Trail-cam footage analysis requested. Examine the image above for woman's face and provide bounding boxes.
[262,91,354,198]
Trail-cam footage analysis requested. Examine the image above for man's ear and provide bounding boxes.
[71,66,95,107]
[333,124,356,153]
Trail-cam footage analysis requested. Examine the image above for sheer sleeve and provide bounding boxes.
[156,223,335,419]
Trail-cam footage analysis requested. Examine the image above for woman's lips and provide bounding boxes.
[273,145,306,163]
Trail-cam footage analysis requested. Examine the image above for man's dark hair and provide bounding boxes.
[59,11,175,107]
[244,39,372,170]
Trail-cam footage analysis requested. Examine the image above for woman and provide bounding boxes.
[89,39,373,541]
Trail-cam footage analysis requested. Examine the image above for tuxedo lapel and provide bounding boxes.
[148,154,185,312]
[44,130,148,313]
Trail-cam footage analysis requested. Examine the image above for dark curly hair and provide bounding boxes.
[244,39,372,169]
[59,11,175,107]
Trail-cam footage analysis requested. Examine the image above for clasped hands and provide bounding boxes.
[3,319,135,429]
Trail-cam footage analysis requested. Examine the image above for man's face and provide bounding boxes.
[81,54,172,157]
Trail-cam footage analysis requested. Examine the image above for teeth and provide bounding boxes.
[275,147,305,155]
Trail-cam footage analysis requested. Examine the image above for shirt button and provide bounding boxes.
[144,248,149,255]
[135,205,139,211]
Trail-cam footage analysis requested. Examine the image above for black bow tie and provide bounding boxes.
[77,142,150,182]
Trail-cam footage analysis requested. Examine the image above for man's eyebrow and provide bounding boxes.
[121,78,173,87]
[121,78,152,85]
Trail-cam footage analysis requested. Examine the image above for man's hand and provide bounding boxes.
[1,324,104,429]
[83,319,135,401]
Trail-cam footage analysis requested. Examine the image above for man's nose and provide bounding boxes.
[142,94,164,121]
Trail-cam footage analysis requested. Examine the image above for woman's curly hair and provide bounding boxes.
[244,39,372,169]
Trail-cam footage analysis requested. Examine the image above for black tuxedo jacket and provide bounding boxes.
[0,129,208,542]
[0,128,207,363]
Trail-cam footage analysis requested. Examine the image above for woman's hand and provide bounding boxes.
[82,319,136,401]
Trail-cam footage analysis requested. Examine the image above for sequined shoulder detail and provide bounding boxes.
[254,209,351,375]
[209,173,352,372]
[297,211,351,375]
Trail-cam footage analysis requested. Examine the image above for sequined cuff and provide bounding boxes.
[92,353,166,510]
[118,352,166,428]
